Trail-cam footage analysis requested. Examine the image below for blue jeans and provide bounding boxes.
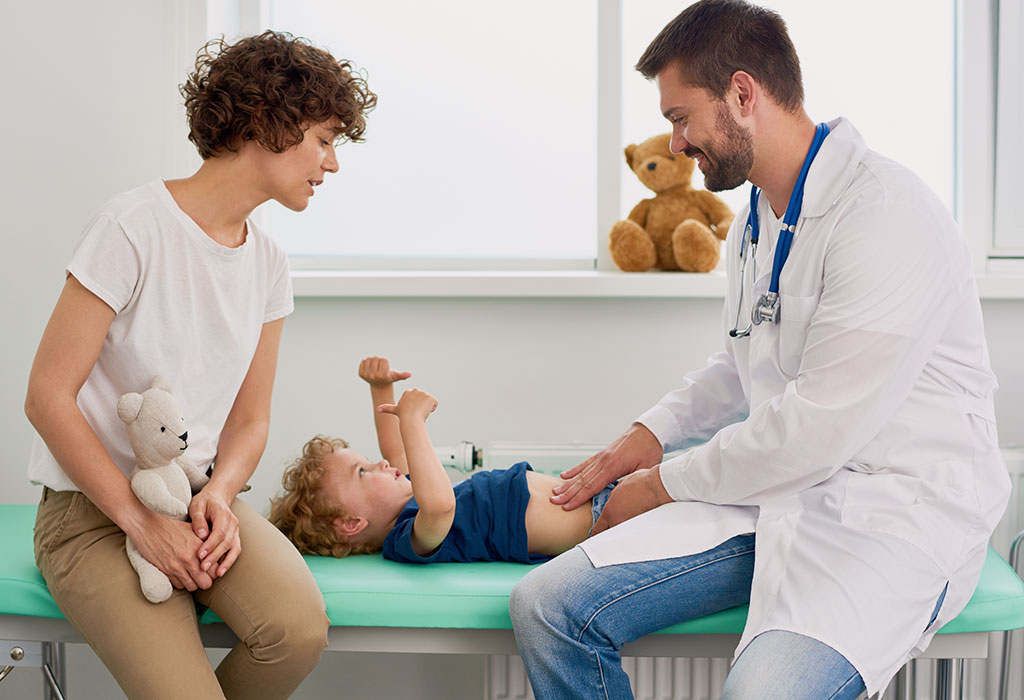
[509,535,866,700]
[588,482,616,535]
[723,630,866,700]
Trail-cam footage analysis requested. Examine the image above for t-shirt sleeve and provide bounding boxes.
[66,214,140,314]
[263,241,294,323]
[382,515,447,564]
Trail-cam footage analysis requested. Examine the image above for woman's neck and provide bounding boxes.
[164,152,266,248]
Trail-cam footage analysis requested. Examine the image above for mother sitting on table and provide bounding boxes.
[23,31,375,700]
[510,2,1010,699]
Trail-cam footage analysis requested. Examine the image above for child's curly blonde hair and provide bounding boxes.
[269,435,379,558]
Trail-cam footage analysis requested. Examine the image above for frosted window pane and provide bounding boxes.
[995,0,1024,250]
[621,1,955,222]
[268,1,597,262]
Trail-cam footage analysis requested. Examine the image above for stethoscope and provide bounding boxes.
[730,122,830,338]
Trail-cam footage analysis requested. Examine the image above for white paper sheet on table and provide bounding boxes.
[579,501,758,568]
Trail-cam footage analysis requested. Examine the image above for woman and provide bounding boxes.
[24,31,375,699]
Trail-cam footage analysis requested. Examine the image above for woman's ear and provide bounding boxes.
[333,515,369,538]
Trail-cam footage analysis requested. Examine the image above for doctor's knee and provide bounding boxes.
[509,565,557,631]
[722,631,865,700]
[510,549,593,634]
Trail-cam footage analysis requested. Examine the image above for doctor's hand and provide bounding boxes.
[590,465,673,536]
[551,423,663,511]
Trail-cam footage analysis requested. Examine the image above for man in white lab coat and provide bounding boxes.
[509,2,1010,698]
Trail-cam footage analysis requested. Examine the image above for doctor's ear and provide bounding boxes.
[729,71,757,116]
[333,515,369,538]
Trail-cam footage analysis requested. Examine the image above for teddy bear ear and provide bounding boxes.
[117,393,144,424]
[151,376,173,393]
[624,144,638,169]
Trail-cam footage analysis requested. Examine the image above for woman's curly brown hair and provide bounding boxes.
[269,435,379,558]
[181,31,377,159]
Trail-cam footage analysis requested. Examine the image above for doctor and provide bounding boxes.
[509,1,1009,699]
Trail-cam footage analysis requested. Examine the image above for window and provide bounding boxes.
[266,0,598,269]
[209,0,990,273]
[994,0,1024,256]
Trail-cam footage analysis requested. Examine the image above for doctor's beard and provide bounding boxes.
[686,102,754,192]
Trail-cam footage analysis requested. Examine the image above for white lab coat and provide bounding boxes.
[579,118,1010,696]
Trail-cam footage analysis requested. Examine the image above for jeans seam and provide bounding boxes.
[593,648,612,700]
[826,669,862,700]
[575,546,754,644]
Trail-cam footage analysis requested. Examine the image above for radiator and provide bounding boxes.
[474,445,1024,700]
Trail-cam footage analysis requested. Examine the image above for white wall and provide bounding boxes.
[2,2,1023,698]
[1,1,196,500]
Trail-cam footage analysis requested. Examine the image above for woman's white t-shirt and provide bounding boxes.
[28,181,294,491]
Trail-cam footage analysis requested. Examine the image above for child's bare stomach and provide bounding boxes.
[524,471,596,557]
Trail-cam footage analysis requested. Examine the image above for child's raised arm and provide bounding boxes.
[378,390,455,557]
[358,356,411,475]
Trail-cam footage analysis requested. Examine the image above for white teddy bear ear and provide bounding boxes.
[117,393,145,424]
[151,376,173,393]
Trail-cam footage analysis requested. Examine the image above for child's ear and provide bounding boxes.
[333,515,369,538]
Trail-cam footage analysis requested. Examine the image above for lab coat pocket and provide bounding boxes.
[840,469,970,577]
[777,292,818,376]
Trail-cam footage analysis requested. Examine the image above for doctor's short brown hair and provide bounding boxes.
[181,31,377,159]
[269,434,378,558]
[636,0,804,112]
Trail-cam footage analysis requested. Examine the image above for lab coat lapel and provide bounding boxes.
[801,117,868,220]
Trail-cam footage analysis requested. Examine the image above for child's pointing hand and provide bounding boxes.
[378,389,438,422]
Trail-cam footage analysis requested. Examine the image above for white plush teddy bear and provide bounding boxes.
[118,376,210,603]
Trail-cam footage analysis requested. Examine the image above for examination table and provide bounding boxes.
[2,503,1023,700]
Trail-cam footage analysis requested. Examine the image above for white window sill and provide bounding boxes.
[291,270,1024,300]
[977,274,1024,299]
[292,269,729,298]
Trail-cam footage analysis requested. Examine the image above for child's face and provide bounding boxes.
[321,448,413,541]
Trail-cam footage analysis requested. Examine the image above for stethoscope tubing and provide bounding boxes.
[729,122,830,338]
[769,122,830,296]
[729,186,761,338]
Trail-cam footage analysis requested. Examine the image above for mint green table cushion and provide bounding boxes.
[0,504,63,619]
[3,503,1023,635]
[938,547,1024,634]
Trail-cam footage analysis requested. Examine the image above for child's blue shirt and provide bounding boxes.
[382,461,550,564]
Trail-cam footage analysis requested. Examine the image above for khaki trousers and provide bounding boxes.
[33,488,329,700]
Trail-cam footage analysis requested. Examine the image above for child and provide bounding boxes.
[271,356,614,563]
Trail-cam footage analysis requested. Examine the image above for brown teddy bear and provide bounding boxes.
[609,133,734,272]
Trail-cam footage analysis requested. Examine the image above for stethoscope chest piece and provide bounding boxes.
[752,291,780,326]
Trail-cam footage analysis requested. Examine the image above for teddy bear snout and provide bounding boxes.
[179,431,188,449]
[647,162,657,171]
